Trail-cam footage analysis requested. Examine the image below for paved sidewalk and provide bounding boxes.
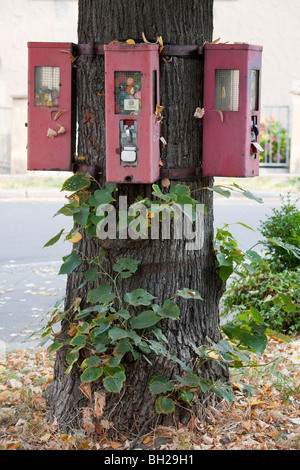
[0,260,66,353]
[0,172,299,201]
[0,188,68,200]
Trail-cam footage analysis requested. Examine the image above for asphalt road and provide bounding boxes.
[0,192,298,351]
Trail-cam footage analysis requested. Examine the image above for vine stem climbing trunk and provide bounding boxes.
[45,0,229,437]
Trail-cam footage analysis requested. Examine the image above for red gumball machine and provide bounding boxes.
[27,42,76,171]
[104,43,161,183]
[202,43,263,177]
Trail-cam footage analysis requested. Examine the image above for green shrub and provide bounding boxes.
[222,262,300,336]
[259,194,300,271]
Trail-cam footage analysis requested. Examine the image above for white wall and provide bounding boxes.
[213,0,300,110]
[1,0,299,109]
[0,0,78,106]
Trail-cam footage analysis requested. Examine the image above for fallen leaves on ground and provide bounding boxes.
[0,336,299,450]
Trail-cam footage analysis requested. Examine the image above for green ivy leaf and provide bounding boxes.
[222,321,267,356]
[59,252,82,275]
[245,249,262,264]
[76,304,108,320]
[208,338,250,364]
[246,307,264,324]
[112,258,140,279]
[104,364,125,376]
[242,190,263,204]
[218,265,234,282]
[157,300,180,319]
[89,328,111,347]
[124,289,155,307]
[169,184,191,196]
[176,288,203,300]
[48,340,64,354]
[80,366,103,383]
[108,327,132,341]
[169,354,193,373]
[78,267,102,289]
[152,184,163,197]
[152,326,168,344]
[82,356,102,368]
[54,202,81,217]
[87,283,116,304]
[103,371,126,393]
[208,186,231,198]
[44,229,64,247]
[130,310,161,329]
[117,309,131,320]
[155,396,175,414]
[108,354,123,367]
[176,373,200,388]
[73,203,90,227]
[70,333,87,347]
[210,382,236,404]
[149,376,174,395]
[148,340,167,356]
[115,338,134,353]
[138,341,151,354]
[88,189,115,208]
[216,252,233,267]
[124,289,156,306]
[66,348,80,364]
[62,173,91,192]
[179,389,194,403]
[76,322,90,334]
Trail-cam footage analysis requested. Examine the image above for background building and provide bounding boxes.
[213,0,300,173]
[0,0,78,173]
[0,0,299,173]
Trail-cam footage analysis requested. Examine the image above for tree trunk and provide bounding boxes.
[45,0,229,437]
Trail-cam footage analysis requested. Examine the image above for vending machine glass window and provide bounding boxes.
[250,69,260,112]
[214,69,240,111]
[34,66,60,108]
[114,71,142,115]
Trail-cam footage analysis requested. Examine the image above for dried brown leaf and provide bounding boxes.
[46,128,57,139]
[51,110,66,121]
[214,110,224,122]
[100,419,114,430]
[110,441,122,449]
[142,32,151,44]
[194,107,205,119]
[210,37,221,44]
[161,178,170,188]
[57,124,66,135]
[94,391,106,419]
[81,407,95,432]
[160,136,167,148]
[162,56,173,63]
[79,383,92,403]
[243,420,252,431]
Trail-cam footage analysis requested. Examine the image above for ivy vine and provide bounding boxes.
[37,173,272,414]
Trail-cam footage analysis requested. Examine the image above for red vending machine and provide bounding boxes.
[104,43,161,183]
[27,42,76,171]
[202,43,263,177]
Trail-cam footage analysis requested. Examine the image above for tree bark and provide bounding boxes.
[45,0,229,437]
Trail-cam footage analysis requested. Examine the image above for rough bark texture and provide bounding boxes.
[45,0,229,437]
